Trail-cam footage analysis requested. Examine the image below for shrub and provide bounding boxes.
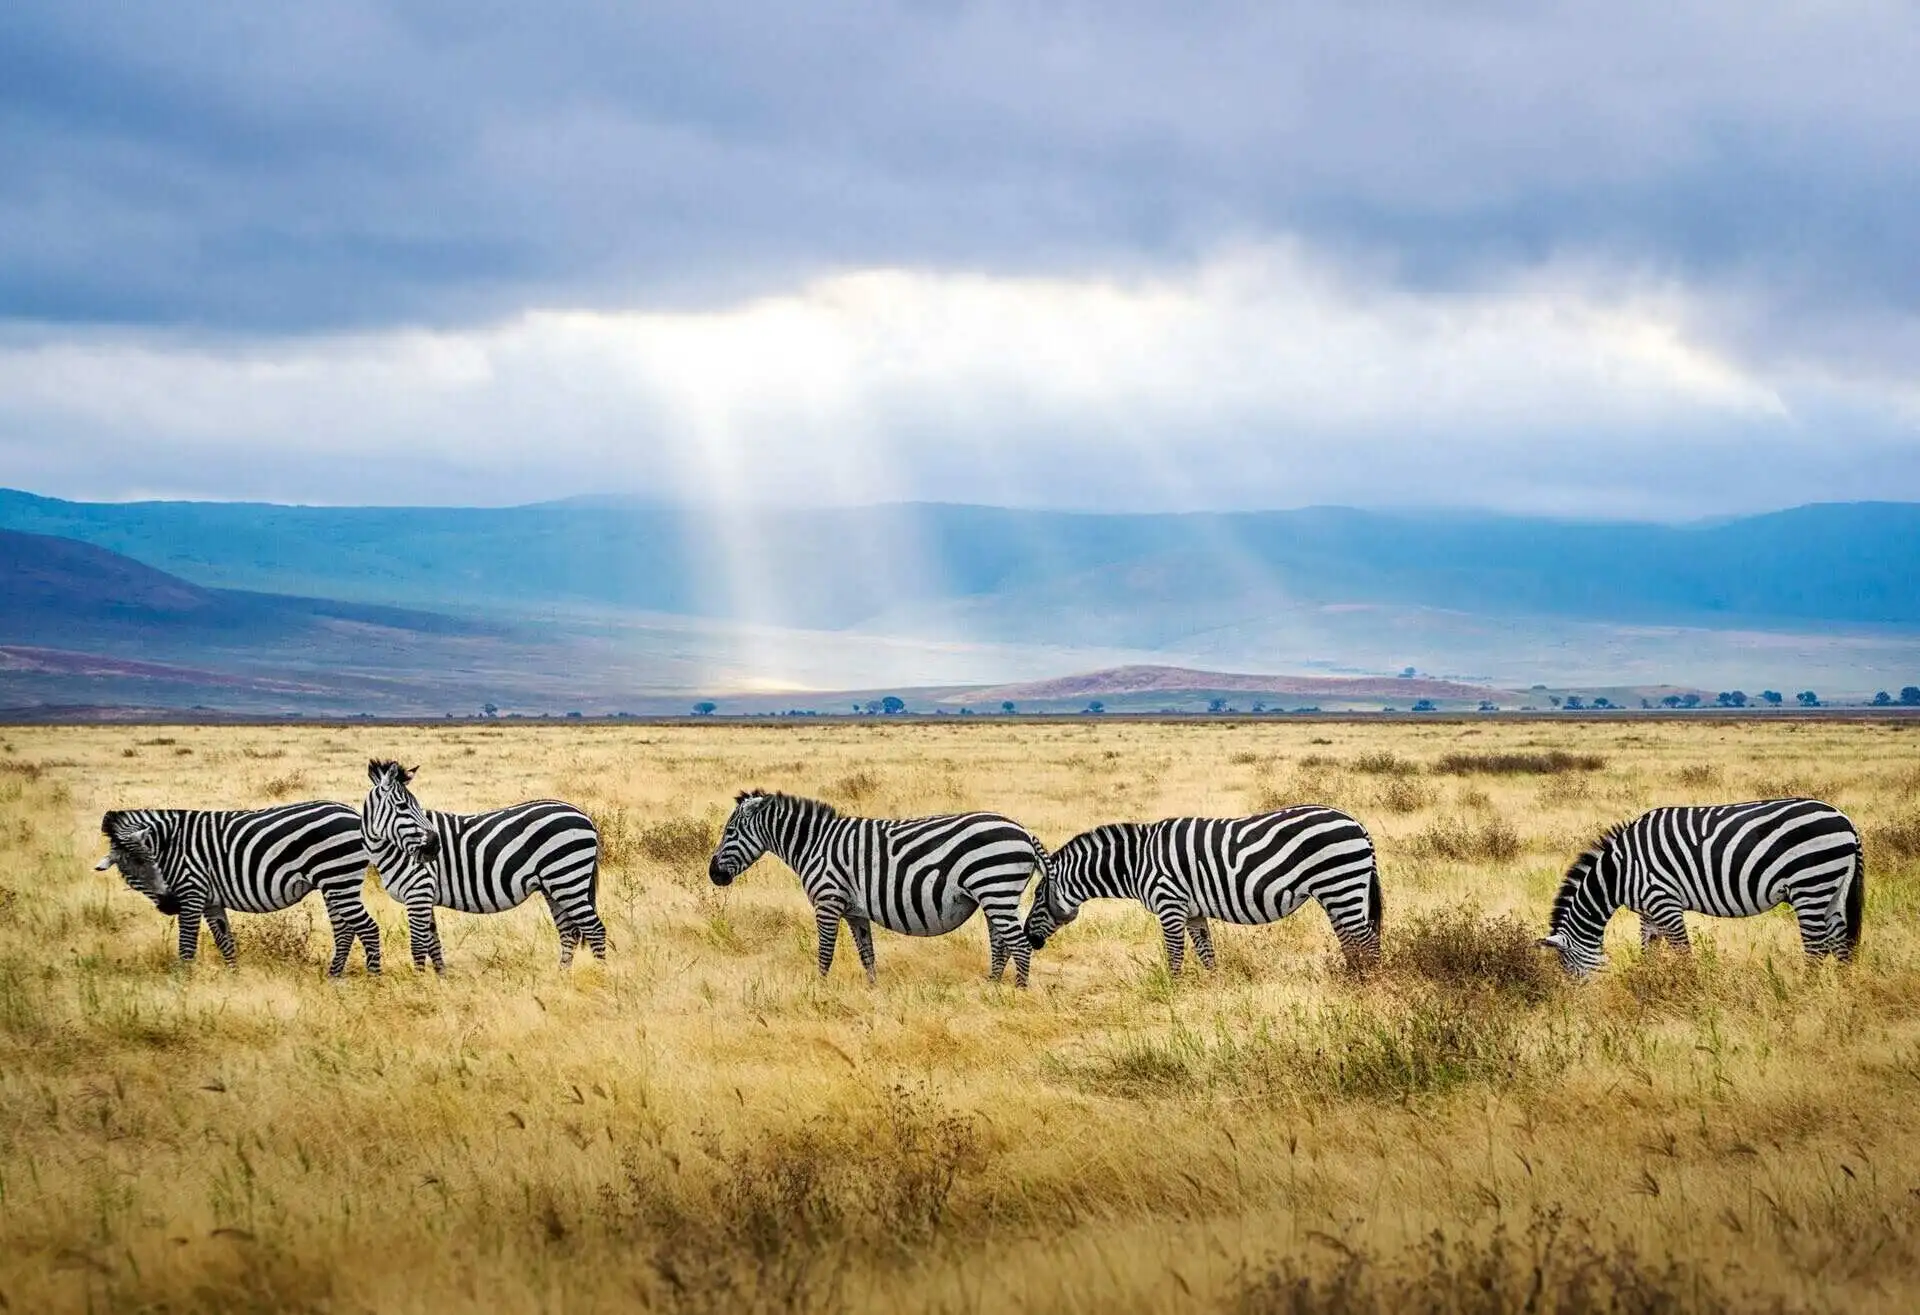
[1433,750,1606,775]
[260,771,310,800]
[1389,907,1558,1004]
[1875,813,1920,863]
[1408,816,1521,863]
[1675,763,1721,787]
[1230,1208,1738,1315]
[827,770,881,805]
[639,816,718,866]
[242,909,315,965]
[1352,751,1419,777]
[1375,776,1434,814]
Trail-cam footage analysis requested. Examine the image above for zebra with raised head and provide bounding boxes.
[95,802,380,975]
[1022,807,1382,974]
[1538,798,1864,976]
[361,760,606,971]
[707,790,1051,986]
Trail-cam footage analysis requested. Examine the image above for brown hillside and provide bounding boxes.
[952,664,1500,703]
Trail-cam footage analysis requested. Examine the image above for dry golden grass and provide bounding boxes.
[2,718,1919,1312]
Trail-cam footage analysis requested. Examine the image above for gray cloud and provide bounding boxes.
[2,2,1918,514]
[4,3,1916,339]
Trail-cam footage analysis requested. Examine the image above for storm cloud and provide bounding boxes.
[2,2,1917,510]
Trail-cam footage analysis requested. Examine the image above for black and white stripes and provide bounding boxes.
[1022,807,1383,973]
[362,760,606,971]
[97,802,380,975]
[707,790,1051,986]
[1538,798,1864,976]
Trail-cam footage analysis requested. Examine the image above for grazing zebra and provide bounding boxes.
[1022,807,1383,974]
[95,802,380,975]
[1538,798,1864,977]
[707,790,1051,986]
[361,760,606,971]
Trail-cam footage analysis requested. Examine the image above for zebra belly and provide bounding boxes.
[217,875,312,914]
[856,877,980,936]
[440,876,536,915]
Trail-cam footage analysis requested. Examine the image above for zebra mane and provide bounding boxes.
[1548,821,1628,932]
[736,788,839,819]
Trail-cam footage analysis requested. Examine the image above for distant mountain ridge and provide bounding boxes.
[3,490,1917,635]
[956,665,1499,704]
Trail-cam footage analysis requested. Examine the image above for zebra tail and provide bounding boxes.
[1367,858,1384,942]
[1842,834,1866,957]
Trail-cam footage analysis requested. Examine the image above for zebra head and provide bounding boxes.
[1538,838,1618,977]
[709,790,775,886]
[364,760,440,870]
[1023,871,1078,950]
[98,810,177,913]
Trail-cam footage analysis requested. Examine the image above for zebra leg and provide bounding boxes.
[1153,906,1187,976]
[1788,894,1834,961]
[321,888,379,976]
[204,904,239,966]
[986,922,1010,982]
[175,890,206,966]
[812,899,845,977]
[405,897,446,973]
[541,891,582,967]
[1638,902,1691,953]
[1187,914,1217,972]
[846,914,878,984]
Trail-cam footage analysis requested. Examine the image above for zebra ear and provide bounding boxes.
[404,765,419,783]
[1536,933,1567,951]
[367,760,383,783]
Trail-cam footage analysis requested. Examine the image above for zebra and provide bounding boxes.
[1022,807,1383,974]
[707,789,1051,987]
[1538,798,1865,977]
[95,802,380,975]
[360,760,606,971]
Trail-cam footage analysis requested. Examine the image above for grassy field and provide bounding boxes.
[3,718,1920,1312]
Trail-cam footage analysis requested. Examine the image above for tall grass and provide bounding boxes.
[2,719,1919,1312]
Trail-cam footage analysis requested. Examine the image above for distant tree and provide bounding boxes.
[1208,698,1228,713]
[1548,695,1563,708]
[863,700,883,715]
[1411,699,1437,712]
[1679,693,1703,709]
[1796,690,1819,707]
[959,707,973,716]
[1716,691,1748,708]
[1251,701,1266,713]
[1478,701,1498,712]
[1903,686,1920,706]
[1591,697,1612,709]
[1563,696,1585,711]
[1639,698,1652,709]
[1761,690,1784,706]
[1086,700,1105,714]
[1399,666,1417,678]
[566,710,583,719]
[1001,701,1017,714]
[1660,695,1683,709]
[1873,691,1893,706]
[482,702,499,718]
[881,695,906,715]
[693,701,717,716]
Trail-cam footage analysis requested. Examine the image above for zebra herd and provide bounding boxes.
[94,761,1867,983]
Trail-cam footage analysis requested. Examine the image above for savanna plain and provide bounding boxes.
[4,718,1920,1313]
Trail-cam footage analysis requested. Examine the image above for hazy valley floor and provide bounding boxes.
[3,719,1920,1312]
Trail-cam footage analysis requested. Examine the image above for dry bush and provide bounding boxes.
[1230,1208,1742,1315]
[259,771,310,800]
[1675,762,1721,787]
[1374,776,1434,815]
[1389,906,1559,1004]
[1535,775,1592,807]
[241,909,316,965]
[1433,750,1607,775]
[639,815,716,866]
[0,761,43,781]
[1409,815,1521,863]
[1352,751,1419,777]
[826,769,882,806]
[1871,814,1920,863]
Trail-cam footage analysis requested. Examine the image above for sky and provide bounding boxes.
[3,1,1918,517]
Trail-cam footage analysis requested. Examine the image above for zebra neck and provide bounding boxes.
[1557,859,1623,940]
[761,798,834,874]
